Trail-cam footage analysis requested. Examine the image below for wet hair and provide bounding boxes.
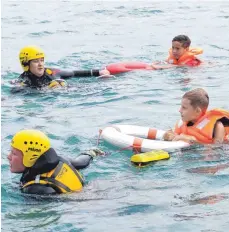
[182,88,209,110]
[172,35,191,48]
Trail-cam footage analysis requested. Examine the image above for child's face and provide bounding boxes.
[172,41,188,59]
[179,98,202,123]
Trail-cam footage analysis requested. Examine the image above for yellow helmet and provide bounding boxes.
[11,130,51,167]
[19,46,45,71]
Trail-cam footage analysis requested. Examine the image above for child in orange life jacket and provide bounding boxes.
[163,88,229,144]
[152,35,203,70]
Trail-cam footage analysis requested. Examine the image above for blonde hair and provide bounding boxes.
[183,88,209,110]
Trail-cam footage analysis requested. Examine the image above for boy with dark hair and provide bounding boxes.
[152,35,203,69]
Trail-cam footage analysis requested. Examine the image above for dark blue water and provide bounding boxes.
[2,1,229,231]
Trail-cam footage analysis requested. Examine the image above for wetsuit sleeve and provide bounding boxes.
[58,69,100,79]
[22,184,57,195]
[69,154,93,170]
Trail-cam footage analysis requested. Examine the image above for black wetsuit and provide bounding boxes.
[15,68,101,89]
[20,148,94,194]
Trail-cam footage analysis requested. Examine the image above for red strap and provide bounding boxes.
[133,138,143,153]
[97,129,102,146]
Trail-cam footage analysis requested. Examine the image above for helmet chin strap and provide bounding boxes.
[22,61,29,66]
[22,60,30,72]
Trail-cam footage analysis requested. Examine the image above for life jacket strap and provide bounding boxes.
[39,176,72,193]
[59,157,84,186]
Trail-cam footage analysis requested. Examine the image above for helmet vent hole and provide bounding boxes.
[41,144,43,146]
[24,141,27,144]
[35,142,38,145]
[30,141,33,144]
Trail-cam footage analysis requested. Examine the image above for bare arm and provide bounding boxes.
[151,64,175,70]
[164,121,225,144]
[213,121,225,144]
[163,129,196,143]
[172,134,197,144]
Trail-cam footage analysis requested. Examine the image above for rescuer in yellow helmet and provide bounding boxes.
[12,45,110,90]
[8,129,105,194]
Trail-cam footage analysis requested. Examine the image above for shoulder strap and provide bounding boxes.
[58,157,84,186]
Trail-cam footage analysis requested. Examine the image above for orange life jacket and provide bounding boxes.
[174,108,229,144]
[166,47,203,65]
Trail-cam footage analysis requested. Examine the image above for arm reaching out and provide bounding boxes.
[151,64,175,70]
[172,134,197,144]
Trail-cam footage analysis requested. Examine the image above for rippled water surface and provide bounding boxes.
[1,1,229,231]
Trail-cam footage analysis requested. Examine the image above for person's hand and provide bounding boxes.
[172,134,183,141]
[87,148,106,157]
[99,69,110,75]
[98,69,115,79]
[163,129,176,141]
[10,79,18,84]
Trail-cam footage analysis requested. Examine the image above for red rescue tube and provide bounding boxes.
[106,62,154,75]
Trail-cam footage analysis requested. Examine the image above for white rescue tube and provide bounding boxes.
[101,125,190,152]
